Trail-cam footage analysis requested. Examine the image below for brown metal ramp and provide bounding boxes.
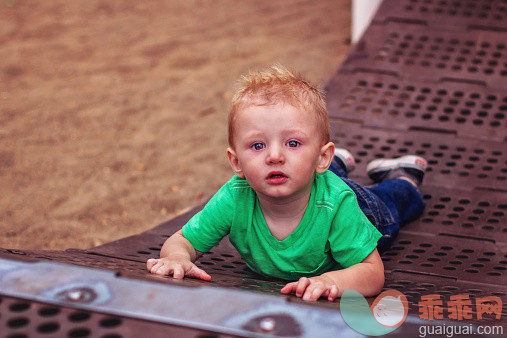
[1,1,506,336]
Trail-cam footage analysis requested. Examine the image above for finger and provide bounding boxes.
[149,261,164,274]
[146,258,159,271]
[280,282,298,294]
[327,285,339,302]
[303,284,325,301]
[186,265,212,281]
[172,265,185,279]
[295,277,310,298]
[153,262,171,276]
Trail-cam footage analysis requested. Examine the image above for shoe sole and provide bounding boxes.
[366,155,427,174]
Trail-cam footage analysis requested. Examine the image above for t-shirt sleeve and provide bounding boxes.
[328,190,382,268]
[181,180,235,253]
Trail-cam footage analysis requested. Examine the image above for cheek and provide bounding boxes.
[236,155,258,174]
[299,152,321,169]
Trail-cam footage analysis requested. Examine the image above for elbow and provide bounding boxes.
[373,273,385,296]
[365,261,385,297]
[363,273,384,298]
[374,261,386,295]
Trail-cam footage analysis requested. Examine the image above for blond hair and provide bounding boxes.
[228,64,330,147]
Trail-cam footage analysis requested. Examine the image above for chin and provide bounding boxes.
[260,188,292,199]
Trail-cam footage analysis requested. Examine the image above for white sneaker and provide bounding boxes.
[366,155,427,185]
[334,148,356,173]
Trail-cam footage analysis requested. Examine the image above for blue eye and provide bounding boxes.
[251,143,265,150]
[286,140,300,148]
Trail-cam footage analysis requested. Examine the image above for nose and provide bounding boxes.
[266,145,285,164]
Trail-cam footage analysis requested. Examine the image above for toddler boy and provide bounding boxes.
[147,65,426,301]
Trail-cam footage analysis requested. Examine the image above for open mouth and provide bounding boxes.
[266,171,288,184]
[267,171,286,179]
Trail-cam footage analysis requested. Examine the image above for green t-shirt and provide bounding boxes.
[182,170,382,280]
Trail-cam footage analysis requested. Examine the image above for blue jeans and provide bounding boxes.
[328,159,425,252]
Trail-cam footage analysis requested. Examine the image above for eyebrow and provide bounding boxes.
[242,130,309,140]
[282,130,308,138]
[242,131,264,140]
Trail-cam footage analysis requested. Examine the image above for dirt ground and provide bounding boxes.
[0,0,351,250]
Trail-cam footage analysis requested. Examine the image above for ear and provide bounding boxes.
[226,147,244,177]
[316,142,335,174]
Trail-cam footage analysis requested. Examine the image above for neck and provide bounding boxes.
[257,188,311,241]
[257,185,312,222]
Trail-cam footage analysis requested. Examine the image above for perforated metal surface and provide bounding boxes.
[86,226,288,292]
[88,205,204,260]
[0,294,238,338]
[331,121,507,191]
[373,0,507,31]
[2,247,145,274]
[3,243,506,327]
[87,233,169,262]
[341,21,506,89]
[384,272,507,325]
[326,73,507,141]
[3,235,286,295]
[0,256,371,338]
[408,186,507,244]
[382,233,505,285]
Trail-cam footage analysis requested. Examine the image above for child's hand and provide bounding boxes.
[147,257,211,281]
[280,276,339,301]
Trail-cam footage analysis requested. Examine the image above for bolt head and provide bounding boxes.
[259,317,276,332]
[66,290,83,301]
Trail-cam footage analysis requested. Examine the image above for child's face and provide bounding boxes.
[227,102,333,200]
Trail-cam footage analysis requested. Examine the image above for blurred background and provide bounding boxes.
[0,0,351,250]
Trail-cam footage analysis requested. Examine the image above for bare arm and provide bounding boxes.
[159,229,202,261]
[146,230,211,281]
[280,248,384,301]
[322,248,384,297]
